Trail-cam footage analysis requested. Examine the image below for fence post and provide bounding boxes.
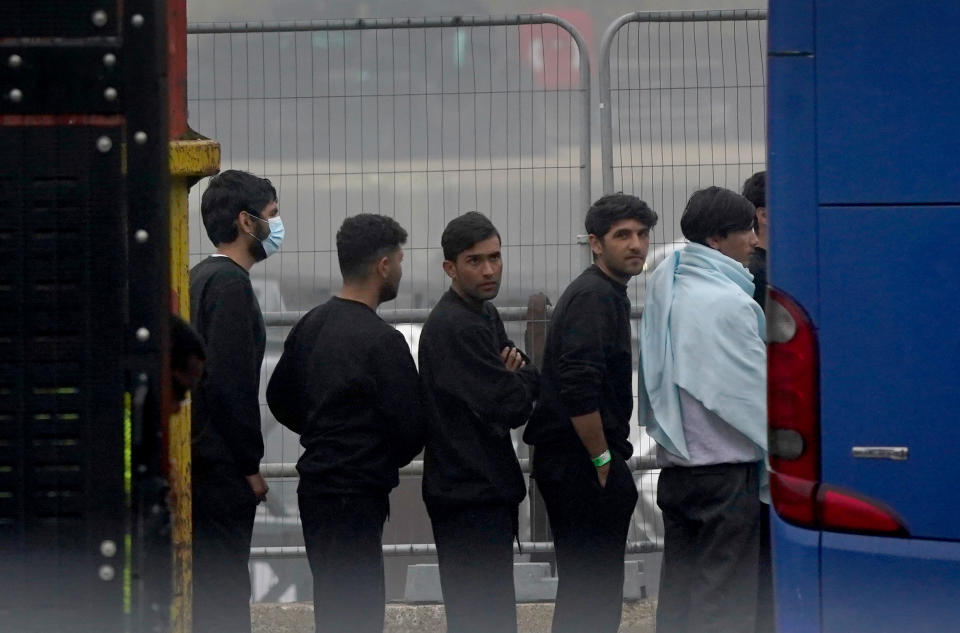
[168,2,220,631]
[523,293,553,564]
[598,15,637,196]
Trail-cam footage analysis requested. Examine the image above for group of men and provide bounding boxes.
[186,167,772,633]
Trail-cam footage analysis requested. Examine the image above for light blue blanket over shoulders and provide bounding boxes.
[638,242,769,500]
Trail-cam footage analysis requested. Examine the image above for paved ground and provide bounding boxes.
[253,601,656,633]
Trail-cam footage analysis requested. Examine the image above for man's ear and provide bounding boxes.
[442,259,457,281]
[757,207,769,225]
[588,234,602,259]
[237,210,260,237]
[375,255,391,280]
[705,235,722,250]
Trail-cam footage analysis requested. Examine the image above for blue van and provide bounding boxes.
[767,1,960,631]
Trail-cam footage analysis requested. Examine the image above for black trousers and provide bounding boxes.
[192,461,258,633]
[534,447,639,633]
[756,505,775,633]
[299,493,388,633]
[430,504,518,633]
[655,462,764,633]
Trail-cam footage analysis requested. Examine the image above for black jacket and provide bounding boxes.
[189,256,266,475]
[419,289,540,513]
[749,246,767,310]
[523,265,634,460]
[267,297,424,496]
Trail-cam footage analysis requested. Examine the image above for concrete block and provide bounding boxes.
[513,563,558,602]
[623,559,646,601]
[404,564,443,603]
[404,560,645,603]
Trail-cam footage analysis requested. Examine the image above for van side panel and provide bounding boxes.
[767,0,813,54]
[821,532,960,632]
[817,207,960,541]
[772,514,821,633]
[767,55,818,321]
[770,2,960,632]
[816,1,960,204]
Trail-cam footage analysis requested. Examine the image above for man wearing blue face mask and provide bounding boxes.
[189,169,282,633]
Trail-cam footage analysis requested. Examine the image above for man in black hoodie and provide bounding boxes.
[524,193,657,633]
[267,214,424,633]
[742,170,768,310]
[189,170,281,633]
[419,212,540,633]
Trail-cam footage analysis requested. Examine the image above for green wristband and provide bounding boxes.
[591,450,612,468]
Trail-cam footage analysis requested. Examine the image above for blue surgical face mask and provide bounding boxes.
[246,212,285,257]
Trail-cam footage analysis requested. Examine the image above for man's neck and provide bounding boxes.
[338,283,380,311]
[449,283,484,310]
[593,260,629,286]
[216,239,256,271]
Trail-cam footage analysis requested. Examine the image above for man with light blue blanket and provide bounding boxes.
[638,186,768,633]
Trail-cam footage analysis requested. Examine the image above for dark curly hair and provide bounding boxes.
[336,214,408,281]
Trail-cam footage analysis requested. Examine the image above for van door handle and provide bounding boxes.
[851,446,909,461]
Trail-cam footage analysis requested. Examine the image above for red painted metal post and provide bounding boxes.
[168,0,188,140]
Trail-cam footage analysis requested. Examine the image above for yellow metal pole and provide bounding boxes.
[168,138,220,633]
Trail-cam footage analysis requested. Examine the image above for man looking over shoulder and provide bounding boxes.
[524,193,657,633]
[267,214,424,633]
[419,212,540,633]
[189,169,282,633]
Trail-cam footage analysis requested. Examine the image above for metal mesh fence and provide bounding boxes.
[186,15,592,602]
[600,10,768,303]
[187,17,591,314]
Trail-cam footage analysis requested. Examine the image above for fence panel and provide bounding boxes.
[186,15,591,603]
[188,16,591,313]
[600,9,768,300]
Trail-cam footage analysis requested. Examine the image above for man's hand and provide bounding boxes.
[247,473,269,503]
[596,462,611,488]
[500,346,526,371]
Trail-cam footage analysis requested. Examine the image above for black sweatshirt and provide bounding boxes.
[190,256,266,475]
[749,246,767,310]
[266,297,425,497]
[419,289,540,513]
[523,265,634,460]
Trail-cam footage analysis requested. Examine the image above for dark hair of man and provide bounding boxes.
[584,193,658,239]
[741,171,766,209]
[441,211,500,261]
[680,186,756,245]
[742,171,766,231]
[170,314,205,370]
[200,170,278,246]
[336,213,408,282]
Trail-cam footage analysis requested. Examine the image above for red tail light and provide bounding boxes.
[817,486,908,536]
[767,286,907,536]
[767,285,821,525]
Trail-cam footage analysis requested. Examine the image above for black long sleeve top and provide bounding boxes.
[749,246,767,310]
[189,256,266,475]
[266,297,425,497]
[419,289,540,513]
[523,265,634,460]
